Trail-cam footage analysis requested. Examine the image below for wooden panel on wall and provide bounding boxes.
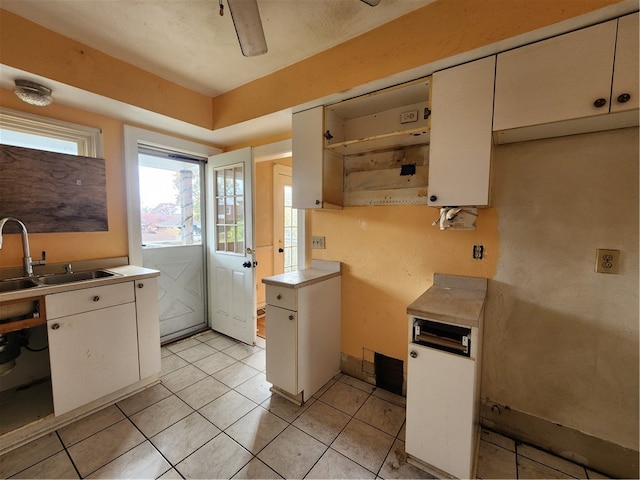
[0,145,108,233]
[343,144,429,206]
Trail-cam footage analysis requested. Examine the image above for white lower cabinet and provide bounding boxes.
[406,344,477,479]
[46,280,156,416]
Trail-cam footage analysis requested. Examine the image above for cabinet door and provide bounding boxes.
[406,344,476,479]
[611,13,639,113]
[265,304,298,395]
[494,20,617,131]
[292,107,324,208]
[134,277,161,379]
[428,56,495,207]
[48,303,140,416]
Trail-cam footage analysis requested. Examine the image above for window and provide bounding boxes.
[215,163,245,254]
[0,107,102,157]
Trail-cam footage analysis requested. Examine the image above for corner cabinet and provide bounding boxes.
[493,13,639,143]
[292,107,344,209]
[427,56,496,207]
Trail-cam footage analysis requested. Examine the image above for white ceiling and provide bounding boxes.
[1,0,433,97]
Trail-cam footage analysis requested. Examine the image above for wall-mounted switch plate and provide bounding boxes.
[311,236,326,249]
[595,249,619,274]
[400,110,418,124]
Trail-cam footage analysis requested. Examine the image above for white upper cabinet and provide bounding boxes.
[494,14,638,142]
[611,13,639,113]
[427,56,496,207]
[292,106,343,209]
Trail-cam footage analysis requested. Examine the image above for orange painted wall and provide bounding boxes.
[0,88,128,267]
[311,206,498,362]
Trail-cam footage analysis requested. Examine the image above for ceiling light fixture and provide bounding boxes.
[226,0,268,57]
[14,79,53,106]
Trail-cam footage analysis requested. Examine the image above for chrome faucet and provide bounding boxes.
[0,217,46,277]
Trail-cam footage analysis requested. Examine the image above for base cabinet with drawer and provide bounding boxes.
[263,263,341,404]
[46,279,157,416]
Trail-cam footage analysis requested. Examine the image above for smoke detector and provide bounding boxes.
[14,79,53,106]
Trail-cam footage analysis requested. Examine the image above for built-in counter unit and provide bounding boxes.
[405,273,487,479]
[262,260,341,405]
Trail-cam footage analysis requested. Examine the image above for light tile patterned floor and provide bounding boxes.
[0,329,611,479]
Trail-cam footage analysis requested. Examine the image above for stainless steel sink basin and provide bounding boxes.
[36,269,117,285]
[0,278,40,292]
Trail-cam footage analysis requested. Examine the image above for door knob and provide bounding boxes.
[278,248,284,253]
[242,261,252,268]
[410,351,417,358]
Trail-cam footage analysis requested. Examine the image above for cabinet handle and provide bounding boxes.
[51,323,60,330]
[288,314,294,320]
[315,200,321,205]
[593,98,607,108]
[137,282,144,289]
[92,295,100,302]
[242,261,252,268]
[429,195,437,202]
[276,294,282,300]
[410,350,417,358]
[617,93,631,103]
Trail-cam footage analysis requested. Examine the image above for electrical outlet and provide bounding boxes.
[595,249,619,274]
[400,110,418,124]
[311,236,325,249]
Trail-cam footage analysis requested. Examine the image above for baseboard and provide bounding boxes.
[479,397,639,479]
[340,352,407,396]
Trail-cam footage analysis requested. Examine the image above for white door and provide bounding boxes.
[273,164,298,274]
[138,148,208,344]
[207,148,256,345]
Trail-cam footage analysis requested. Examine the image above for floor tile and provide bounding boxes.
[397,421,406,442]
[517,455,574,479]
[67,419,145,477]
[160,363,208,392]
[331,418,395,473]
[354,395,405,436]
[193,329,220,343]
[11,450,78,479]
[117,383,173,416]
[158,467,183,479]
[292,400,351,445]
[318,380,370,416]
[378,439,437,479]
[0,431,63,478]
[338,375,376,394]
[261,394,315,423]
[476,439,517,479]
[372,387,406,408]
[224,342,261,360]
[586,468,610,479]
[176,376,230,409]
[206,335,239,351]
[160,353,189,376]
[241,350,267,371]
[213,362,260,388]
[86,441,170,479]
[176,434,253,479]
[166,337,201,353]
[193,351,238,375]
[306,448,376,479]
[199,390,258,430]
[160,347,173,358]
[151,412,221,465]
[312,378,337,399]
[234,372,273,404]
[175,342,218,363]
[130,394,193,438]
[254,336,266,349]
[232,457,282,479]
[257,425,327,479]
[226,407,288,454]
[518,443,587,478]
[481,428,516,452]
[58,404,125,447]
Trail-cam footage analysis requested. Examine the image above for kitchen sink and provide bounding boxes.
[36,269,117,285]
[0,278,40,292]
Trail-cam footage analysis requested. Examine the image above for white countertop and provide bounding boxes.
[262,260,341,289]
[0,265,159,303]
[407,273,487,328]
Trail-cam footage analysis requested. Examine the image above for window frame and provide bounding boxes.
[0,107,103,157]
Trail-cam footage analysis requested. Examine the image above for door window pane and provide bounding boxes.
[215,164,245,254]
[283,185,298,272]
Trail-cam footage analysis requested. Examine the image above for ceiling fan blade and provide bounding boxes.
[227,0,268,57]
[360,0,381,5]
